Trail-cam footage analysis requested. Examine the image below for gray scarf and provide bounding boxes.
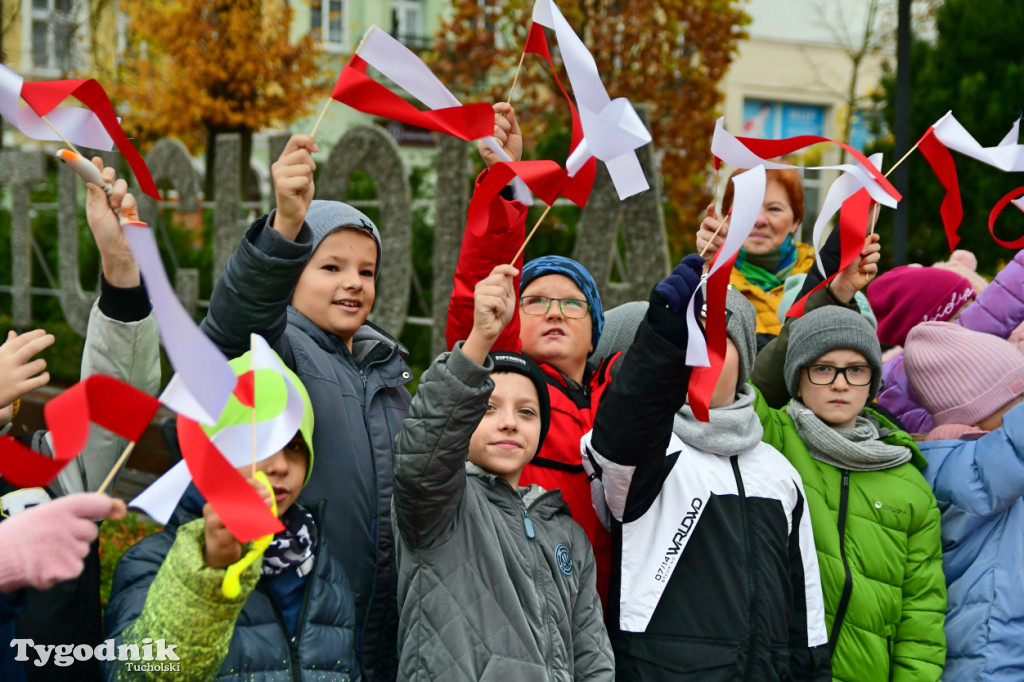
[673,384,764,457]
[786,399,912,472]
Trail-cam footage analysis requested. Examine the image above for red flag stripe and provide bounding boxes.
[786,188,873,318]
[987,187,1024,250]
[725,133,900,202]
[177,415,284,543]
[917,127,964,252]
[0,375,160,488]
[687,251,738,422]
[331,63,494,142]
[522,22,597,198]
[19,78,160,200]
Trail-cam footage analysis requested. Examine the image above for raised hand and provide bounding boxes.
[830,233,882,303]
[478,103,523,168]
[463,264,519,364]
[202,478,272,570]
[0,329,55,408]
[271,134,319,240]
[84,158,141,288]
[696,203,727,262]
[653,254,706,314]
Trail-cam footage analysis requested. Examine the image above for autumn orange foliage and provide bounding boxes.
[112,0,328,158]
[430,0,749,255]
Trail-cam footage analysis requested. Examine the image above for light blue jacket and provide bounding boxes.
[919,400,1024,681]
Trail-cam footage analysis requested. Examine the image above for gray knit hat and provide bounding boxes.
[784,306,883,400]
[723,287,757,388]
[304,200,383,279]
[595,287,757,391]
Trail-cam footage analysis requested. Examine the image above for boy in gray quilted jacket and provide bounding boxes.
[393,264,613,681]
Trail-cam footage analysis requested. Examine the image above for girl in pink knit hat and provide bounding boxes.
[903,321,1024,682]
[869,245,1024,435]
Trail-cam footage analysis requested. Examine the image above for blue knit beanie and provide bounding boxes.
[304,200,382,280]
[520,256,603,353]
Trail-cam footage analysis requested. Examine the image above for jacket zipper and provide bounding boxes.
[829,469,854,658]
[255,512,325,680]
[259,584,303,679]
[730,456,757,681]
[517,486,558,681]
[355,341,399,660]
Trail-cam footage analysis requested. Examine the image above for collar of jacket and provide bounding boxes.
[285,307,409,365]
[170,483,329,535]
[865,405,927,469]
[465,461,569,520]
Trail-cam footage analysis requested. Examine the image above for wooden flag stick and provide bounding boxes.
[309,98,332,138]
[40,114,81,156]
[868,201,882,235]
[96,441,136,495]
[699,214,730,258]
[251,406,257,479]
[510,204,553,265]
[506,48,528,104]
[884,137,924,178]
[312,25,376,139]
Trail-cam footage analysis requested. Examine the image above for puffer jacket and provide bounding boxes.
[393,345,614,681]
[584,312,830,682]
[445,173,615,604]
[753,395,947,682]
[104,491,359,681]
[918,400,1024,681]
[878,248,1024,434]
[202,214,413,681]
[729,240,815,338]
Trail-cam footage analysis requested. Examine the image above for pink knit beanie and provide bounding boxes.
[904,322,1024,431]
[866,266,976,347]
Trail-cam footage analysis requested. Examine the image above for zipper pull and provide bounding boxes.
[522,508,535,540]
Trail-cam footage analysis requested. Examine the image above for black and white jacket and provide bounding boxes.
[583,311,830,682]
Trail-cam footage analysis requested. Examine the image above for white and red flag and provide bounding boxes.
[917,112,1024,250]
[0,64,159,199]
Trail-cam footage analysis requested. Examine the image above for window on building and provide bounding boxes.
[311,0,344,48]
[28,0,77,73]
[392,0,426,49]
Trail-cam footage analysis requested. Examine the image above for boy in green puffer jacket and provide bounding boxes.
[750,256,946,682]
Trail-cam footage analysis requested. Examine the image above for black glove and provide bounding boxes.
[652,254,705,313]
[648,254,705,349]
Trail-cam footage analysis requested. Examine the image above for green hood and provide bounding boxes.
[198,348,315,485]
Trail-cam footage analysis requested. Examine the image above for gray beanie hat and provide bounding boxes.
[724,287,757,388]
[304,200,383,279]
[784,306,883,400]
[595,286,757,392]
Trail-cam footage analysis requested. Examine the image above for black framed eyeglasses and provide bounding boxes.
[804,364,873,386]
[519,295,590,319]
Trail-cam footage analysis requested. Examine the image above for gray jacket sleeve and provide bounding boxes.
[200,211,313,359]
[570,527,615,680]
[393,343,494,550]
[54,299,160,495]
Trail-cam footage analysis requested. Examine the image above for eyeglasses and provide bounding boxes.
[804,364,873,386]
[519,295,590,319]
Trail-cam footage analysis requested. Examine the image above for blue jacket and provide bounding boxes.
[201,214,413,680]
[919,400,1024,681]
[104,487,359,681]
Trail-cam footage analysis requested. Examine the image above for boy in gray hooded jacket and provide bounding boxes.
[393,264,613,681]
